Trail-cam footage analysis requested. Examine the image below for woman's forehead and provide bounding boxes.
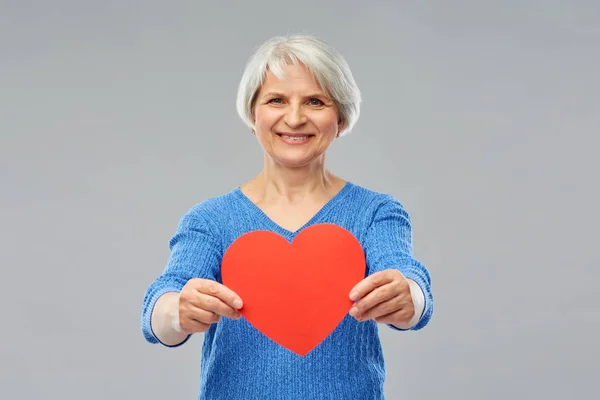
[261,64,325,93]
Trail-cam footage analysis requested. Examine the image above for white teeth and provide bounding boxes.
[281,135,310,141]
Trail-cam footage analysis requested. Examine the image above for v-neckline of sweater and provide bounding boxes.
[234,181,354,238]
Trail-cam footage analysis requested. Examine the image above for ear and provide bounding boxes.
[336,118,344,137]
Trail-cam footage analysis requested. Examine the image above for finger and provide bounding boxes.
[180,315,211,333]
[349,270,394,302]
[361,297,411,322]
[195,280,244,310]
[194,292,241,320]
[188,305,222,325]
[350,282,401,319]
[374,306,415,325]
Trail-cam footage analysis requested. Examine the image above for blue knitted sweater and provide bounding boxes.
[141,182,433,400]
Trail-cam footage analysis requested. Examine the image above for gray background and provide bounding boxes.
[1,1,598,399]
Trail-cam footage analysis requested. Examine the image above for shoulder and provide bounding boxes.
[176,188,244,229]
[345,182,407,212]
[335,182,412,235]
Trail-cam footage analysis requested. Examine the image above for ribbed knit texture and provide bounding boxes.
[141,182,433,400]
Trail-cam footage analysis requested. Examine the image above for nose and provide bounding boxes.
[284,103,307,128]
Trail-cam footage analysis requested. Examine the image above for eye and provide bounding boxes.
[309,98,325,106]
[268,98,282,104]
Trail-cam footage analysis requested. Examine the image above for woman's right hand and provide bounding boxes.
[178,278,244,334]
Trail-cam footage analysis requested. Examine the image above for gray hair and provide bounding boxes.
[236,34,362,137]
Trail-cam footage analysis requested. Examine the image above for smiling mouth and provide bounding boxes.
[276,133,314,141]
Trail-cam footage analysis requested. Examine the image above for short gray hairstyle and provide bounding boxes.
[236,34,362,137]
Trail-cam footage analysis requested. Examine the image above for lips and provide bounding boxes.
[276,132,315,144]
[277,132,314,138]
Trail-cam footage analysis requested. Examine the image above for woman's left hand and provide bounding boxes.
[348,269,414,326]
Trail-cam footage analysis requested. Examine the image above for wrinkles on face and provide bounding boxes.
[252,64,341,168]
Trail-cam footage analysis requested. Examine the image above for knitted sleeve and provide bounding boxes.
[363,196,434,331]
[140,208,223,345]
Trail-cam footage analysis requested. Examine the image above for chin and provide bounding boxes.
[271,153,317,168]
[276,158,313,168]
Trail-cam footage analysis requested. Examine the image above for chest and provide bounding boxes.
[259,203,325,233]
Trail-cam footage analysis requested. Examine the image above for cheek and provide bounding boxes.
[315,113,340,134]
[254,108,279,132]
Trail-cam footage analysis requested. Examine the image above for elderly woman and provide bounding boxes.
[141,34,433,399]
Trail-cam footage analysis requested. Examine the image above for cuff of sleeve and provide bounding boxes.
[388,278,426,331]
[142,286,191,347]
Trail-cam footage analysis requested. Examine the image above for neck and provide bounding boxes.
[252,154,340,203]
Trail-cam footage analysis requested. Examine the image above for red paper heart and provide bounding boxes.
[221,223,366,356]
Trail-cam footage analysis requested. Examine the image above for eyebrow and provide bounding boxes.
[261,92,329,99]
[261,92,284,99]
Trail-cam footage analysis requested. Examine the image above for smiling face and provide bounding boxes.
[252,63,343,168]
